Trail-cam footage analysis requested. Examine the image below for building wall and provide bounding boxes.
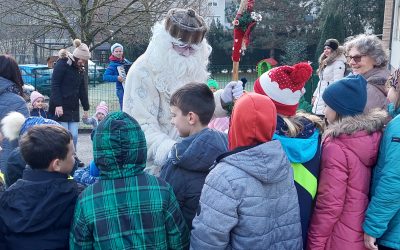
[205,0,227,26]
[391,0,400,69]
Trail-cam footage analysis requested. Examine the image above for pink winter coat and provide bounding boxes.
[307,110,387,250]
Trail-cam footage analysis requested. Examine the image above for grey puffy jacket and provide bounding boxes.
[190,140,303,250]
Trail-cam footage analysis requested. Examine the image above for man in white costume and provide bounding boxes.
[123,8,242,174]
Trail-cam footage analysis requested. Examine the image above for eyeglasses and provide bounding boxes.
[346,54,367,63]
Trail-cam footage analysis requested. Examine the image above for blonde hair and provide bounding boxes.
[279,112,325,137]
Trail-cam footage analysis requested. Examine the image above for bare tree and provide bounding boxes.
[0,0,209,51]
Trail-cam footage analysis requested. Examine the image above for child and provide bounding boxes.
[363,68,400,250]
[206,79,230,133]
[1,112,65,187]
[82,101,108,140]
[307,75,387,250]
[160,83,228,229]
[69,112,189,249]
[254,62,324,246]
[190,92,303,249]
[29,90,48,117]
[102,43,132,110]
[0,125,78,250]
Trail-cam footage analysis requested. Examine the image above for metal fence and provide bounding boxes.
[26,64,319,128]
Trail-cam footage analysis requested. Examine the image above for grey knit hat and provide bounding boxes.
[164,8,208,44]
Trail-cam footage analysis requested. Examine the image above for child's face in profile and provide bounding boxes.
[170,105,191,137]
[209,87,217,93]
[96,112,105,121]
[34,98,45,109]
[56,140,75,174]
[324,105,337,124]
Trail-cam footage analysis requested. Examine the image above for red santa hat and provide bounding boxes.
[253,62,313,116]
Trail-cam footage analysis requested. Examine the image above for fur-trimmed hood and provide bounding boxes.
[319,46,346,67]
[324,109,388,139]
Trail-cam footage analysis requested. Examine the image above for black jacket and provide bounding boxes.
[160,128,228,229]
[0,168,79,250]
[49,58,89,122]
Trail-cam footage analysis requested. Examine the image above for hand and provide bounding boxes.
[221,81,244,104]
[55,106,63,117]
[312,96,316,105]
[364,233,378,250]
[117,76,124,82]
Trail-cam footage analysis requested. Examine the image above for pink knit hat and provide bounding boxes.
[30,91,45,107]
[253,62,313,116]
[96,101,108,116]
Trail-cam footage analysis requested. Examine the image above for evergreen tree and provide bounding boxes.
[315,13,345,63]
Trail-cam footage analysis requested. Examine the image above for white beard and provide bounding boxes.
[144,21,212,95]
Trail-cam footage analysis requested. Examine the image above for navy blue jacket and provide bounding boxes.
[0,76,29,172]
[273,116,321,247]
[49,58,89,122]
[30,108,48,118]
[0,168,79,250]
[160,128,228,229]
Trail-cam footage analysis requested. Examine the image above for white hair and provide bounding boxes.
[144,21,212,95]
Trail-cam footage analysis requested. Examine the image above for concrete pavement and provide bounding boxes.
[76,131,93,166]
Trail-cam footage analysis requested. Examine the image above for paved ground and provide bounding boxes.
[76,131,93,166]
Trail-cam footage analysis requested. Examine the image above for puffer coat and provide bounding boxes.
[307,109,387,250]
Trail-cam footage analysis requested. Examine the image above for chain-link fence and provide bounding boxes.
[23,63,319,128]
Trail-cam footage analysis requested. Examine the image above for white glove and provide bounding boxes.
[220,81,243,103]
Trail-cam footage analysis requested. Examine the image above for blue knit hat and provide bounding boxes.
[322,74,367,116]
[19,117,60,136]
[110,43,123,53]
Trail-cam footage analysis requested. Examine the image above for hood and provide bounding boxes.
[361,67,390,85]
[173,128,228,172]
[324,109,387,167]
[220,140,291,184]
[274,116,321,163]
[93,112,147,179]
[0,76,15,92]
[0,169,77,233]
[318,47,346,67]
[228,92,277,150]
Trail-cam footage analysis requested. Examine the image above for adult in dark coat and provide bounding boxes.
[0,55,29,173]
[49,39,90,148]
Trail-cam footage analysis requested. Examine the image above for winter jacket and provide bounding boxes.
[190,140,303,250]
[273,115,322,247]
[208,117,229,133]
[123,53,226,175]
[312,53,346,115]
[103,57,131,89]
[0,168,79,250]
[307,109,387,250]
[160,128,228,229]
[363,111,400,249]
[0,76,29,172]
[30,108,48,118]
[5,147,25,187]
[70,112,189,250]
[103,56,132,109]
[48,54,89,122]
[361,67,390,112]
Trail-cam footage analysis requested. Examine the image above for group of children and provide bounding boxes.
[0,62,399,250]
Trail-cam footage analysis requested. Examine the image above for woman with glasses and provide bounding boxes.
[312,39,346,117]
[344,34,390,111]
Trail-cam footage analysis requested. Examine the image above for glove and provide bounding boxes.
[221,81,244,103]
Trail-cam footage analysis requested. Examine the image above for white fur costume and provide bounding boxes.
[123,21,226,174]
